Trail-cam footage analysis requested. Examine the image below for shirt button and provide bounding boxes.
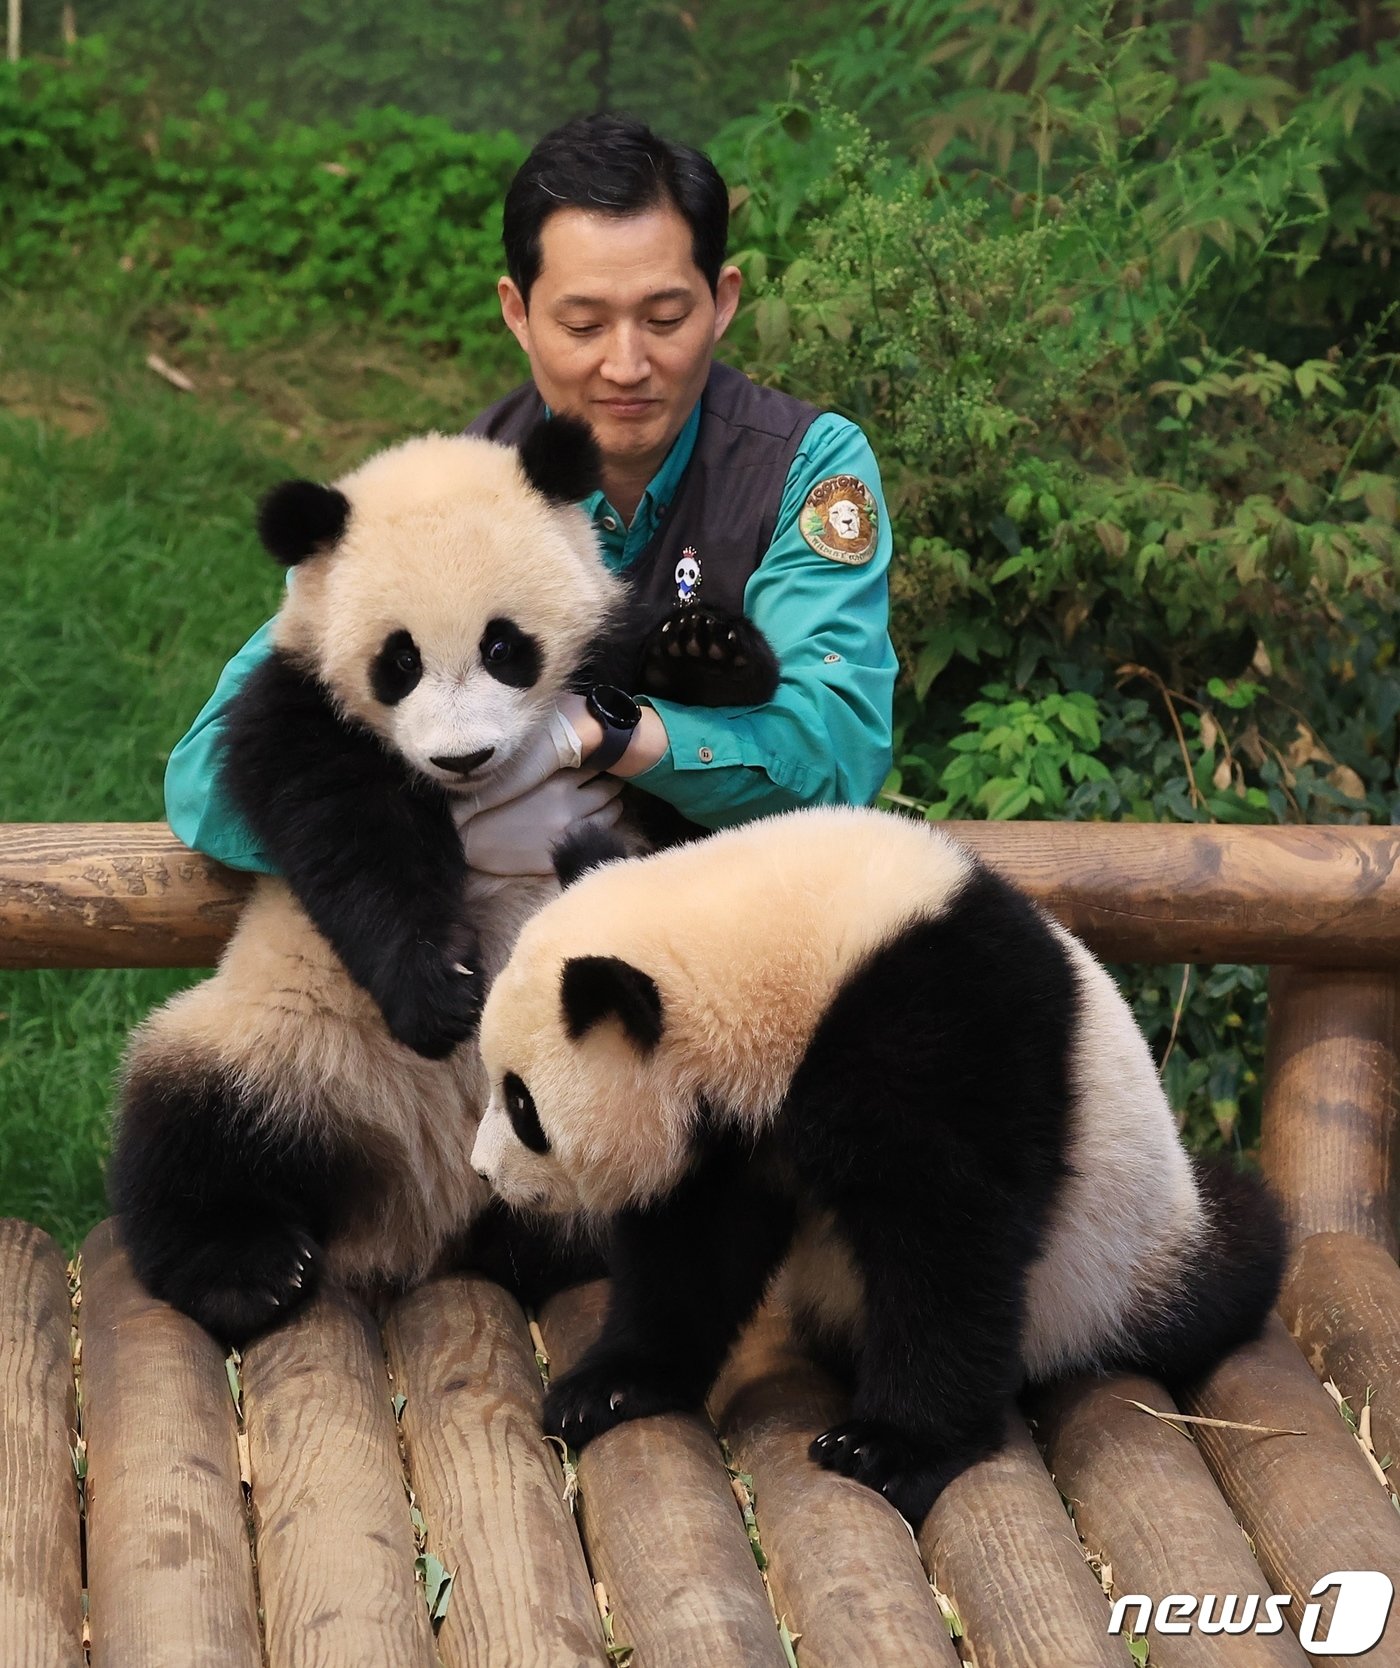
[600,515,619,532]
[824,652,842,663]
[698,746,714,763]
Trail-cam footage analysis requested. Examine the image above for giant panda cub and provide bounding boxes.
[108,416,779,1344]
[472,806,1286,1526]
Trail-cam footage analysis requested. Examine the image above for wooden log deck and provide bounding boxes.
[2,822,1399,1668]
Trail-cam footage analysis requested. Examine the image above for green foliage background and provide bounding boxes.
[2,0,1399,1240]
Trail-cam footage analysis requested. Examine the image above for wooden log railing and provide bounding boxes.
[2,819,1399,1668]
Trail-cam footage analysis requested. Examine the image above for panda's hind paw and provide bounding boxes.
[169,1224,322,1346]
[635,607,779,706]
[810,1418,979,1528]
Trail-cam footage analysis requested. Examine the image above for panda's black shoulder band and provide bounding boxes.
[520,415,603,506]
[257,479,351,565]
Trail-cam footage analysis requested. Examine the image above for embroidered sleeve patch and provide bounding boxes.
[799,475,879,564]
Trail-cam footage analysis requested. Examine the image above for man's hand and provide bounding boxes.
[454,768,624,876]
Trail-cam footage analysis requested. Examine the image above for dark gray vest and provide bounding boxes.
[466,362,820,648]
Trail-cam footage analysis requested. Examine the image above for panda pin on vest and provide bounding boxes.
[473,806,1286,1526]
[108,417,781,1344]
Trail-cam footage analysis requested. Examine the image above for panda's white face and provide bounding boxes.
[273,433,622,792]
[473,941,698,1219]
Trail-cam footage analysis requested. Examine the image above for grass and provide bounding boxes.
[0,286,510,1247]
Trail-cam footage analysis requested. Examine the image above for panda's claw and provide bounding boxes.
[809,1417,989,1528]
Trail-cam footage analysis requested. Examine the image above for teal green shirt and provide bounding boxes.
[164,402,897,872]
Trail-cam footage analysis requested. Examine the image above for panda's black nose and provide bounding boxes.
[431,747,495,777]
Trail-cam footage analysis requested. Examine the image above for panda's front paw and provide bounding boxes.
[381,936,484,1059]
[156,1220,322,1346]
[810,1418,984,1528]
[636,607,779,706]
[543,1355,695,1450]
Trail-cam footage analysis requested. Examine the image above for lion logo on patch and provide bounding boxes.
[799,475,878,564]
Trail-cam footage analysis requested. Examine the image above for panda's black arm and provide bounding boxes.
[218,650,479,1058]
[541,1128,795,1447]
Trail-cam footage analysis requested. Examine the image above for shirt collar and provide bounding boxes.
[581,397,701,547]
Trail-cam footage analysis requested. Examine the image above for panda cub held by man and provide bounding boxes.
[108,416,779,1345]
[472,806,1286,1526]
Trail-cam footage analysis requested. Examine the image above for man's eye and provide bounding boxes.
[563,323,600,337]
[650,317,686,330]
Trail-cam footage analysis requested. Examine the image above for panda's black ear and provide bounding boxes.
[553,825,629,889]
[561,956,663,1052]
[520,415,602,506]
[256,480,351,565]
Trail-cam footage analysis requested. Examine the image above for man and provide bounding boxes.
[165,113,897,873]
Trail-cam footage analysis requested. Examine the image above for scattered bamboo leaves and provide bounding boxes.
[1118,1397,1305,1438]
[415,1552,455,1631]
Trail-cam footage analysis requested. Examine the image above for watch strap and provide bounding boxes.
[584,719,635,773]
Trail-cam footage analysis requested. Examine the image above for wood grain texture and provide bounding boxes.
[919,1417,1122,1668]
[0,1221,83,1668]
[1032,1373,1308,1668]
[79,1219,262,1668]
[7,820,1400,969]
[709,1308,960,1668]
[1260,969,1400,1253]
[1179,1314,1400,1665]
[1279,1231,1400,1500]
[241,1286,435,1668]
[539,1282,788,1668]
[382,1273,605,1668]
[0,824,248,968]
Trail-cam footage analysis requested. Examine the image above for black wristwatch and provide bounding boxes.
[583,684,642,772]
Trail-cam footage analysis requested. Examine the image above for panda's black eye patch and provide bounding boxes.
[504,1072,549,1153]
[370,629,423,705]
[481,617,541,689]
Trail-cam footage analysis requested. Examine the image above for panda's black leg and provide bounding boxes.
[810,1193,1027,1525]
[108,1058,362,1345]
[542,1130,795,1449]
[782,896,1077,1527]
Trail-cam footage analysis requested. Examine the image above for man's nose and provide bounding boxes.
[600,326,649,384]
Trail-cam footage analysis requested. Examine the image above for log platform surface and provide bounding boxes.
[4,820,1400,1664]
[3,1220,1399,1668]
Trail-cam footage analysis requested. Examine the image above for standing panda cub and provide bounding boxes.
[473,806,1286,1526]
[109,416,780,1344]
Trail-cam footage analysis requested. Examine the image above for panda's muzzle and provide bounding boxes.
[431,747,495,778]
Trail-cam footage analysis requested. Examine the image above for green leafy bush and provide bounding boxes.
[0,46,523,351]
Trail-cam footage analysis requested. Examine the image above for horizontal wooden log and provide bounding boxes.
[538,1281,788,1668]
[1261,969,1400,1254]
[919,1417,1123,1668]
[1279,1231,1400,1498]
[0,824,248,968]
[382,1274,605,1668]
[5,820,1400,969]
[79,1219,263,1668]
[1032,1373,1308,1668]
[709,1308,960,1668]
[1179,1314,1400,1665]
[241,1287,435,1668]
[0,1221,83,1668]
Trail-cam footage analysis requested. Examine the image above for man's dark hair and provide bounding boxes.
[503,113,729,305]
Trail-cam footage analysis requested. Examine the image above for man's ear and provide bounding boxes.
[561,956,663,1052]
[256,480,350,564]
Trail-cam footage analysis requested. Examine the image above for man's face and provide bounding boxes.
[498,204,741,476]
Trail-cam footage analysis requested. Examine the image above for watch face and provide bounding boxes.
[590,684,641,730]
